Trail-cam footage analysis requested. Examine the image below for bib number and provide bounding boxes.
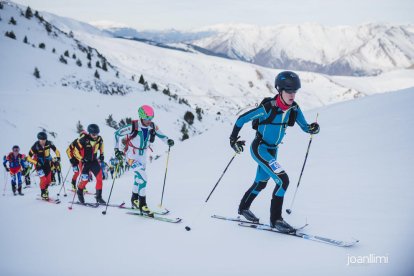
[37,169,45,177]
[269,160,283,173]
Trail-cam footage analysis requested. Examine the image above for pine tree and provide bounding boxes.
[33,67,40,79]
[23,36,28,44]
[138,74,145,85]
[9,17,17,25]
[181,123,189,141]
[38,43,46,49]
[72,53,76,59]
[45,22,52,33]
[76,121,84,134]
[105,114,118,129]
[87,52,92,60]
[102,61,108,71]
[144,82,150,91]
[87,61,92,68]
[64,50,69,57]
[94,70,100,79]
[184,111,195,125]
[69,31,74,38]
[0,2,3,9]
[196,107,203,121]
[59,55,67,64]
[116,71,119,78]
[5,31,16,40]
[52,48,56,53]
[25,7,33,19]
[151,83,158,91]
[96,61,101,68]
[76,59,82,67]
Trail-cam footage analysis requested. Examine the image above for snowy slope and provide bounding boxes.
[1,86,413,276]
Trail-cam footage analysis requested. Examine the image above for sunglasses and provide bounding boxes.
[285,90,297,94]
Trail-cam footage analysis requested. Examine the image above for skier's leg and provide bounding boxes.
[238,166,269,211]
[91,160,105,204]
[77,163,90,203]
[10,173,17,195]
[17,172,23,195]
[131,160,153,216]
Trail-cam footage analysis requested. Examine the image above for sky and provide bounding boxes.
[11,0,414,30]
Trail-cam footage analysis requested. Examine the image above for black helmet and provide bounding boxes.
[87,124,100,135]
[275,71,301,93]
[37,131,47,140]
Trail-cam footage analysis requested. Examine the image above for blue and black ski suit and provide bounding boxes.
[230,97,311,222]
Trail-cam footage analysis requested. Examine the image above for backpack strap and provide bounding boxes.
[258,100,284,127]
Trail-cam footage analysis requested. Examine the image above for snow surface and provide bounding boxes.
[1,87,414,275]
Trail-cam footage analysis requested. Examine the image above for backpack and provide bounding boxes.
[252,97,298,130]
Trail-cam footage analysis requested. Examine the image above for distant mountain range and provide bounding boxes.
[103,23,414,76]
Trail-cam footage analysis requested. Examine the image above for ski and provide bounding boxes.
[239,222,358,247]
[99,202,126,208]
[36,197,61,204]
[121,206,170,215]
[71,201,100,208]
[125,212,181,223]
[211,214,264,225]
[68,189,95,195]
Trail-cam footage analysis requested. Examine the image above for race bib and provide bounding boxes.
[37,169,45,177]
[81,174,89,181]
[72,166,79,173]
[269,160,283,173]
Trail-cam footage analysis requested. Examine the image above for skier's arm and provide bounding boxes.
[2,156,8,169]
[230,105,266,139]
[114,124,133,150]
[49,142,61,159]
[152,124,169,144]
[295,106,310,133]
[26,145,38,165]
[99,139,104,161]
[72,138,84,161]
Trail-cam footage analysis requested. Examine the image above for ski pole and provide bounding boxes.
[102,163,120,215]
[286,113,319,215]
[2,169,7,196]
[205,153,237,203]
[57,166,71,197]
[68,169,84,210]
[159,146,171,209]
[185,153,238,231]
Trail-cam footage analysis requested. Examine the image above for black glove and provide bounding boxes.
[308,122,320,135]
[167,139,174,147]
[114,148,124,161]
[70,157,79,166]
[230,136,246,154]
[99,155,104,162]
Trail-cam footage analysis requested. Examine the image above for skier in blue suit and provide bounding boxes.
[229,71,320,233]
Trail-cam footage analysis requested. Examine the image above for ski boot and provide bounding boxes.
[138,195,154,217]
[131,193,140,209]
[41,189,49,200]
[238,208,259,223]
[270,218,295,233]
[17,186,24,196]
[71,180,77,190]
[77,188,85,204]
[95,189,106,204]
[12,185,17,196]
